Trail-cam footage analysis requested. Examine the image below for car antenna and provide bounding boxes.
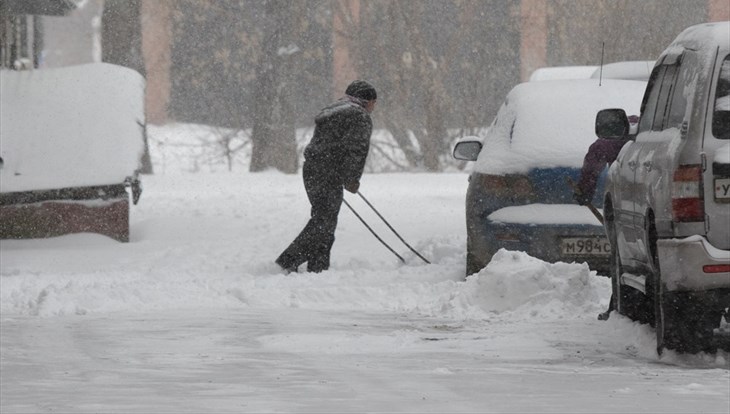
[599,41,605,86]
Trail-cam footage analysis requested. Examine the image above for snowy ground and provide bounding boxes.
[1,127,729,413]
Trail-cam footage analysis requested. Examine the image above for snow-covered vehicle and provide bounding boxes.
[453,78,646,276]
[0,63,145,242]
[598,22,730,354]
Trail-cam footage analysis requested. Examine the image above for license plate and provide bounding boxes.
[560,237,611,256]
[714,177,730,201]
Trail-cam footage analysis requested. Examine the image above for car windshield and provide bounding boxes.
[714,55,730,139]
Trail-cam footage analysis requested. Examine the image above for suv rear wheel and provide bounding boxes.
[649,221,720,354]
[655,289,721,354]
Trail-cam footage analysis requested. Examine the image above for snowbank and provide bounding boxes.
[456,249,607,319]
[0,235,610,321]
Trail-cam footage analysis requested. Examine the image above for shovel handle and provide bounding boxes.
[565,176,604,225]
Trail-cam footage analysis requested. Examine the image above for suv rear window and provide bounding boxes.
[714,55,730,139]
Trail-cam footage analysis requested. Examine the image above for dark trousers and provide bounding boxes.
[276,161,343,272]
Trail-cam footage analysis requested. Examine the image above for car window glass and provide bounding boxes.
[666,52,697,130]
[713,55,730,140]
[486,102,511,142]
[638,66,665,133]
[653,64,677,131]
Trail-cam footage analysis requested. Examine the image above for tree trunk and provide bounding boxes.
[140,0,172,126]
[249,0,300,174]
[423,94,447,171]
[102,0,153,174]
[399,1,445,171]
[383,118,421,168]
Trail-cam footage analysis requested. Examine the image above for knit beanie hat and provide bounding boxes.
[345,80,377,101]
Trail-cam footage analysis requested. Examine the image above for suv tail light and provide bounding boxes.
[671,164,704,222]
[703,264,730,273]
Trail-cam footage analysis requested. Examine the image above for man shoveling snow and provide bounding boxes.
[275,80,377,273]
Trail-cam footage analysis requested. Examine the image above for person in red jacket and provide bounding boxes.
[574,115,638,320]
[574,139,628,206]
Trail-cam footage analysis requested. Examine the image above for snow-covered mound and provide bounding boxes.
[458,249,607,319]
[0,236,609,319]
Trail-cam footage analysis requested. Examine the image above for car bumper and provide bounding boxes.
[470,221,611,274]
[658,236,730,292]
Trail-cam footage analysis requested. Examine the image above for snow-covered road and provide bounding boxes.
[3,307,727,413]
[2,172,728,413]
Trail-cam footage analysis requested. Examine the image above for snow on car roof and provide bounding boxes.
[473,79,646,175]
[529,66,598,82]
[590,60,655,81]
[0,63,145,193]
[663,21,729,56]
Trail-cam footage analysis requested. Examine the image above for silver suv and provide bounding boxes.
[598,22,730,354]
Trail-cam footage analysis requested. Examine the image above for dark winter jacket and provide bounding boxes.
[304,96,373,185]
[576,137,628,202]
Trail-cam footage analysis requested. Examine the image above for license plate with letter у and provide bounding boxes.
[715,177,730,202]
[560,237,611,256]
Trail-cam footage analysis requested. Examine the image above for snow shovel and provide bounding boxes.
[565,177,604,225]
[342,192,431,265]
[356,191,431,264]
[342,198,406,263]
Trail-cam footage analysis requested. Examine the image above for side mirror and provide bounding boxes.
[595,108,629,140]
[453,139,482,162]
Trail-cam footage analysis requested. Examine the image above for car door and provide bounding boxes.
[611,134,641,262]
[634,51,699,269]
[615,64,668,267]
[706,54,730,250]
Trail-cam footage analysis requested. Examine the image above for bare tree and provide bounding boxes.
[397,1,449,171]
[249,0,306,173]
[102,0,153,174]
[340,0,514,171]
[333,0,520,172]
[152,0,708,174]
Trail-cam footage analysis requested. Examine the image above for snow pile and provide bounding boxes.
[457,249,607,319]
[0,239,609,320]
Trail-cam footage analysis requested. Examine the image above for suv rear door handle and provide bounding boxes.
[643,161,653,172]
[628,161,638,170]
